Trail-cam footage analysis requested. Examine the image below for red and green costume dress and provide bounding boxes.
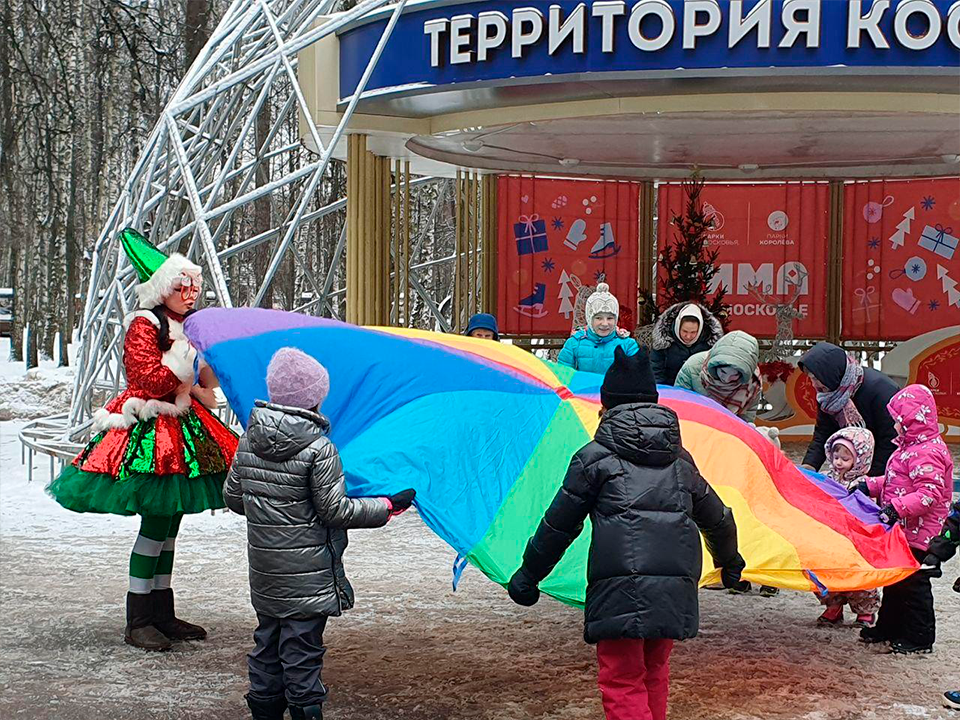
[49,310,237,517]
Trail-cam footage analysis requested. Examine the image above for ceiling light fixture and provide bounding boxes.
[941,153,960,164]
[462,140,484,153]
[559,158,580,167]
[738,163,760,173]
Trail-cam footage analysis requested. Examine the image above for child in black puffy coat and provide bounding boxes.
[921,498,960,711]
[506,347,748,720]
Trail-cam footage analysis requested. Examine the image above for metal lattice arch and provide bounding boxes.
[19,0,484,461]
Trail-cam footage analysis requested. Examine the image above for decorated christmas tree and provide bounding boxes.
[659,171,731,328]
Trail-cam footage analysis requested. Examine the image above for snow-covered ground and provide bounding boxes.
[1,344,959,719]
[2,422,959,720]
[0,338,75,421]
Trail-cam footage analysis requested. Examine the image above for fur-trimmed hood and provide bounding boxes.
[135,254,202,309]
[652,302,723,351]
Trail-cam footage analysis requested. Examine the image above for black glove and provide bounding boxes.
[920,554,943,578]
[507,567,541,606]
[879,504,900,526]
[720,556,747,591]
[855,481,870,496]
[953,576,960,594]
[388,489,416,514]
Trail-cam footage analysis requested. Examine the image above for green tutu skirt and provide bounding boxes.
[47,400,237,517]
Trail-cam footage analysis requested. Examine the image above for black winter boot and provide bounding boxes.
[858,625,891,645]
[289,705,322,720]
[245,693,288,720]
[891,639,933,655]
[152,588,207,641]
[124,592,172,651]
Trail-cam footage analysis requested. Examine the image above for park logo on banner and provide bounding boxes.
[497,176,639,336]
[657,182,830,339]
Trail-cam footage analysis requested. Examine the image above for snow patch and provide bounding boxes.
[0,338,76,419]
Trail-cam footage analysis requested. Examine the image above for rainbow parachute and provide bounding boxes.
[184,308,917,606]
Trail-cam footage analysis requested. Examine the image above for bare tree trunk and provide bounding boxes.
[253,100,274,308]
[184,1,212,71]
[61,138,81,367]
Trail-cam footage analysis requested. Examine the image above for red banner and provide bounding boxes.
[842,178,960,341]
[913,335,960,427]
[497,177,639,336]
[657,182,830,339]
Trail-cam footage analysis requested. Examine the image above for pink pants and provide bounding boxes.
[596,638,674,720]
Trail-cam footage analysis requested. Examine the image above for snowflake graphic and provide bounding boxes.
[868,237,881,250]
[928,299,940,311]
[911,262,922,275]
[541,258,555,273]
[921,196,936,210]
[552,217,564,231]
[594,270,605,283]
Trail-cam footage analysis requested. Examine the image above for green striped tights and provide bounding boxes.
[129,514,183,594]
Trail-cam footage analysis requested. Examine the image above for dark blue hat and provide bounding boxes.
[465,313,500,340]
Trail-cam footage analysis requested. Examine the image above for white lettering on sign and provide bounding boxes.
[709,262,810,295]
[629,0,676,51]
[949,1,960,48]
[592,1,626,53]
[549,3,587,54]
[779,0,821,48]
[450,15,475,64]
[424,18,448,67]
[847,0,890,49]
[729,0,772,48]
[477,11,509,61]
[512,7,545,58]
[730,303,810,317]
[894,0,941,50]
[420,0,954,68]
[684,0,722,50]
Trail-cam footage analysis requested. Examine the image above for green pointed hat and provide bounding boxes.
[120,228,170,283]
[119,227,202,309]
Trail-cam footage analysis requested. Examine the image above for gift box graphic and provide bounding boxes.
[918,223,957,260]
[514,214,548,256]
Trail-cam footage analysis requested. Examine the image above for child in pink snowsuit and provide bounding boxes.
[816,427,881,628]
[859,384,954,654]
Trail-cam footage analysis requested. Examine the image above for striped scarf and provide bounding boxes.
[817,353,865,428]
[699,359,762,417]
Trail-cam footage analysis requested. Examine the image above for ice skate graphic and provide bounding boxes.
[514,283,548,318]
[588,223,620,259]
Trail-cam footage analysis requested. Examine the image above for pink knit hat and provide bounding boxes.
[266,348,330,411]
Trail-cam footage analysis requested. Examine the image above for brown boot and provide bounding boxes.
[152,588,207,641]
[124,592,172,651]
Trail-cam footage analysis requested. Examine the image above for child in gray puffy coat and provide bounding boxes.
[224,347,415,720]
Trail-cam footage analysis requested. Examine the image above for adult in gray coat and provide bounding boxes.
[225,347,415,720]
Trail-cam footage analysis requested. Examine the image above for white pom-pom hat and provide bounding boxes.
[585,282,619,321]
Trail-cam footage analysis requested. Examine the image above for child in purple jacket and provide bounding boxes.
[858,384,954,654]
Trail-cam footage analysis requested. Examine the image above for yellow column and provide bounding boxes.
[380,156,388,325]
[346,135,359,324]
[362,139,375,326]
[403,161,411,327]
[393,159,401,326]
[454,169,463,333]
[481,174,498,315]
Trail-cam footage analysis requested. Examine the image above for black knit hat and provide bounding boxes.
[600,346,659,409]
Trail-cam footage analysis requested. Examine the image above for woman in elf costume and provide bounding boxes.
[48,228,238,651]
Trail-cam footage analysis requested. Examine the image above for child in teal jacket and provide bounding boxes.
[557,283,638,375]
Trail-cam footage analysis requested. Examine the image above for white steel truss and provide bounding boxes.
[20,0,457,461]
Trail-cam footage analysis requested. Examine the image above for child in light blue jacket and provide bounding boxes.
[558,283,638,374]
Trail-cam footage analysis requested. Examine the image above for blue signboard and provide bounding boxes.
[338,0,960,102]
